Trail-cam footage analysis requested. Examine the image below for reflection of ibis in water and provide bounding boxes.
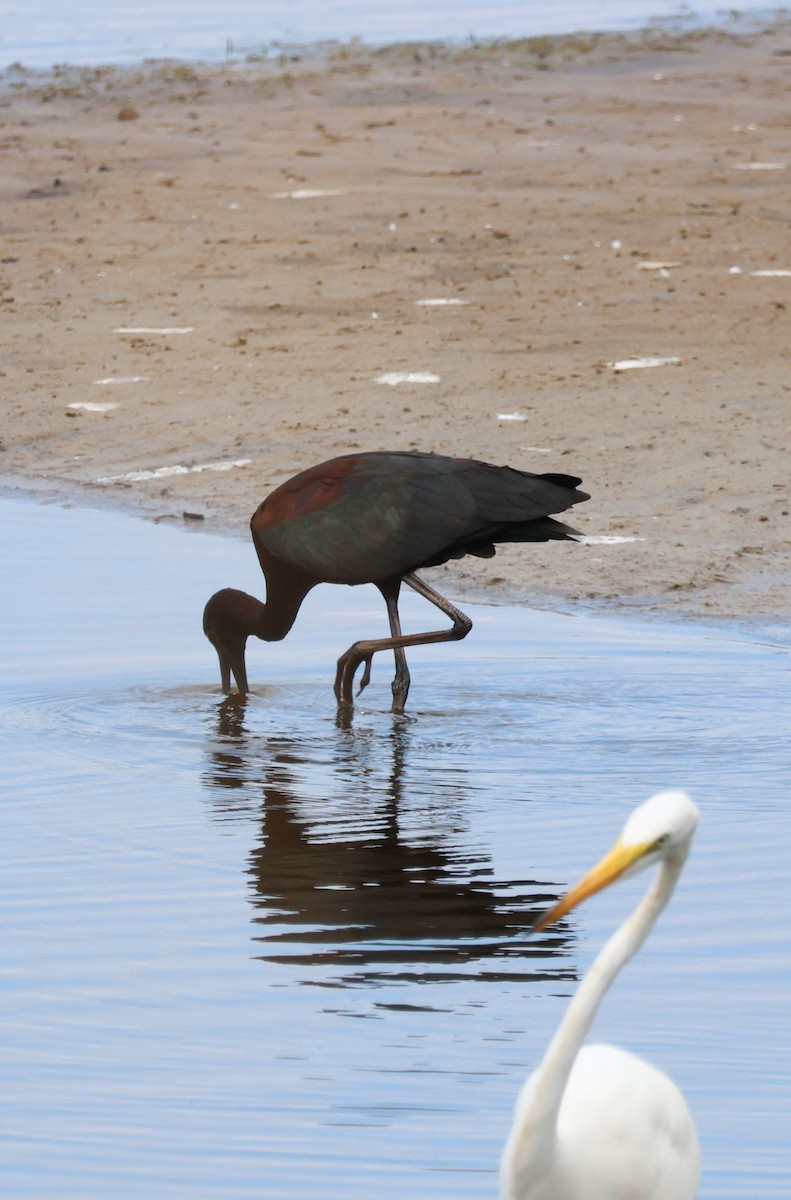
[203,699,576,988]
[203,451,588,711]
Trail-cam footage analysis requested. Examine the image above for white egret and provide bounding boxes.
[500,789,701,1200]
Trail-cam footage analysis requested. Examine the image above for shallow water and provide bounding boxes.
[1,0,781,70]
[1,493,789,1198]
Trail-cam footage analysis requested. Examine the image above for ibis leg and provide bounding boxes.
[353,579,410,707]
[333,572,472,709]
[384,580,410,711]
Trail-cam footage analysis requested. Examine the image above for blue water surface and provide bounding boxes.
[0,0,784,69]
[0,493,789,1198]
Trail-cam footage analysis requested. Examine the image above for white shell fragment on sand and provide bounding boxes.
[609,356,680,371]
[68,402,118,412]
[732,162,787,170]
[376,372,440,386]
[497,412,528,421]
[577,535,646,545]
[93,376,149,385]
[636,261,680,271]
[272,188,345,199]
[750,269,791,277]
[114,327,194,334]
[414,298,469,306]
[95,458,251,484]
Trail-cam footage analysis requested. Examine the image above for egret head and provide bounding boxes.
[621,789,700,863]
[535,790,699,932]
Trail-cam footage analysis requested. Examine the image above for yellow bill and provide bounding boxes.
[534,837,653,933]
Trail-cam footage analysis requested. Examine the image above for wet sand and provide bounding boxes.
[1,21,789,622]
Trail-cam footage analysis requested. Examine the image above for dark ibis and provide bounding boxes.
[203,450,589,710]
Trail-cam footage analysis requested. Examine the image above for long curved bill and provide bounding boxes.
[213,641,249,695]
[534,837,652,933]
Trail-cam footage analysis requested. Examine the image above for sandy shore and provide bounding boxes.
[1,23,790,624]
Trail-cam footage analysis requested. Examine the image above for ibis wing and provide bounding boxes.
[252,452,587,584]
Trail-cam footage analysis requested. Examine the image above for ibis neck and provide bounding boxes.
[254,578,310,643]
